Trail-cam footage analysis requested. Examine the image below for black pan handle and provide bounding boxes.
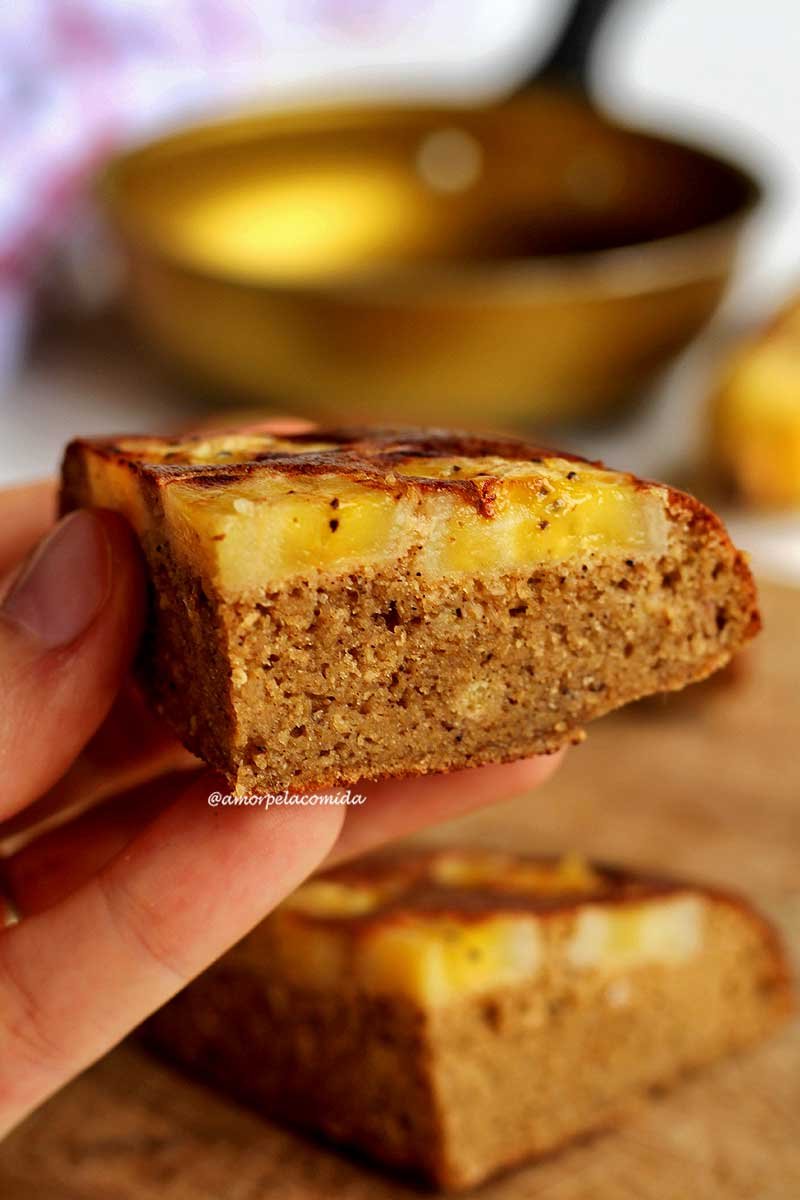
[516,0,620,96]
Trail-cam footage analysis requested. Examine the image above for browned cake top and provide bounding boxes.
[258,849,781,1004]
[64,426,667,517]
[70,426,589,470]
[280,848,701,930]
[62,425,741,594]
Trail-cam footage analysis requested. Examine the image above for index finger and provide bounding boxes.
[0,772,344,1133]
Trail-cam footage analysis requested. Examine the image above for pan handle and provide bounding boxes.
[515,0,620,96]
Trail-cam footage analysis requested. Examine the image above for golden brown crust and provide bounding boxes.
[664,486,762,640]
[297,851,793,987]
[63,425,730,525]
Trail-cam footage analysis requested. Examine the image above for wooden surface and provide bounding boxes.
[1,582,798,1200]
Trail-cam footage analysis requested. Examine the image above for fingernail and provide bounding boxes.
[2,510,111,648]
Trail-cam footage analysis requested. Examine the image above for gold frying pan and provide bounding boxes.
[101,0,760,426]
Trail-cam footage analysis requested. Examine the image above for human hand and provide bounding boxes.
[0,476,562,1135]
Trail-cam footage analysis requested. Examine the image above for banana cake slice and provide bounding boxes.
[144,847,793,1190]
[60,427,760,792]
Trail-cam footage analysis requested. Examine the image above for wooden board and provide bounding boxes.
[1,582,798,1200]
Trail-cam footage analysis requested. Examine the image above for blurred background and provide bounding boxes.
[2,7,799,1194]
[2,0,800,580]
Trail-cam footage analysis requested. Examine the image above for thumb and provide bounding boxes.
[0,509,146,819]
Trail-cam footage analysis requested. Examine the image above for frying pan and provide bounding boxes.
[101,0,760,426]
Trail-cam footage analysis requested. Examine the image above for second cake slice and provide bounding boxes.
[61,427,760,792]
[144,848,792,1190]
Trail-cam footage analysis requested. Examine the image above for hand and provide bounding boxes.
[0,477,562,1136]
